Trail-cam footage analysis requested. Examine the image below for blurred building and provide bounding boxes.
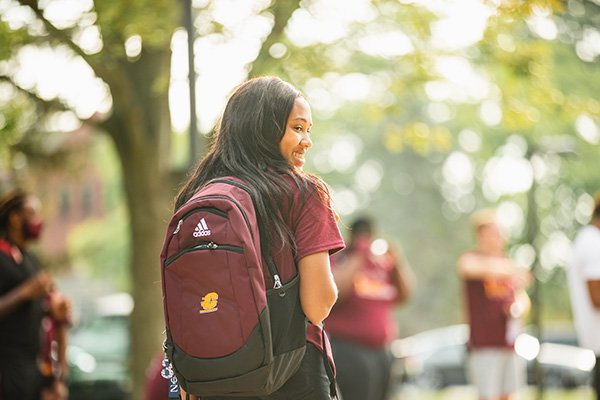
[2,124,107,264]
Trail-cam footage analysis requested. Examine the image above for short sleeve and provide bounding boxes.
[577,231,600,280]
[292,186,345,261]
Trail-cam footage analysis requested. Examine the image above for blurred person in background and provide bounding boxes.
[0,189,71,400]
[567,192,600,400]
[325,216,413,400]
[458,208,532,400]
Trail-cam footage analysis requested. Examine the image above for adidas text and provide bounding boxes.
[193,218,211,237]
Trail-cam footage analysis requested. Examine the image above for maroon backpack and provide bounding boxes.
[160,177,307,397]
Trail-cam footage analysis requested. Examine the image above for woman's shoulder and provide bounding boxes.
[283,171,329,195]
[278,172,334,219]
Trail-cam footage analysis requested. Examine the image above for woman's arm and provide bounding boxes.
[298,251,338,325]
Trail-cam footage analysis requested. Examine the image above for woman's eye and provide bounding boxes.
[294,126,303,131]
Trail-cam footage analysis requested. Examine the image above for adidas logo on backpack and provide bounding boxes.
[192,218,211,237]
[160,177,307,397]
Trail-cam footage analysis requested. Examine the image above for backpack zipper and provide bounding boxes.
[177,180,283,290]
[165,242,243,267]
[173,220,183,235]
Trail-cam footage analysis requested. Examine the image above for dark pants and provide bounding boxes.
[330,337,393,400]
[594,356,600,400]
[0,359,42,400]
[202,343,335,400]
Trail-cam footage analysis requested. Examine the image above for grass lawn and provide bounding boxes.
[392,386,594,400]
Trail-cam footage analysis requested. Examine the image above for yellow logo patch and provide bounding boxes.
[200,292,219,314]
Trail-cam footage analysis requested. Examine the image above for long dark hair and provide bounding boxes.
[175,76,333,253]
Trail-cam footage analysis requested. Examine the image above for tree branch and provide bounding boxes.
[0,74,66,111]
[247,0,301,77]
[15,0,108,81]
[0,74,103,129]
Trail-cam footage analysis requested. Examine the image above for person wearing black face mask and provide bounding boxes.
[0,189,70,400]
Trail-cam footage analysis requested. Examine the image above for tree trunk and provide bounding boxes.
[119,141,172,400]
[103,46,175,400]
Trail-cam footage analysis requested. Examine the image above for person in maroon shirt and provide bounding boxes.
[458,209,532,400]
[326,217,413,400]
[172,76,344,400]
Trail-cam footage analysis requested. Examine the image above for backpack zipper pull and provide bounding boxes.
[208,242,218,250]
[173,219,183,234]
[273,274,282,289]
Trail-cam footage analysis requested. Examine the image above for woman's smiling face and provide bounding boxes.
[279,96,313,169]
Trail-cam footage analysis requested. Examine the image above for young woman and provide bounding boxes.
[175,76,345,400]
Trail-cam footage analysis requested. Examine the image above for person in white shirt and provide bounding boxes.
[567,193,600,400]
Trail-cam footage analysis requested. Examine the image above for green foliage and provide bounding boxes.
[71,0,181,61]
[64,132,128,288]
[494,0,565,19]
[0,90,39,174]
[0,19,29,60]
[68,204,130,292]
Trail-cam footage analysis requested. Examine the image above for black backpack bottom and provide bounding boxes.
[167,275,307,397]
[182,345,306,397]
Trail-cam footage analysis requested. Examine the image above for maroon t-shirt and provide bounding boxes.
[464,274,516,349]
[325,249,399,349]
[270,176,345,353]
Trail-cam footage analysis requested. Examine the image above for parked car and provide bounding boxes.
[392,324,595,390]
[67,293,133,400]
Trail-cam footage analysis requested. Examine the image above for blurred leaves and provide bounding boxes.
[68,205,130,291]
[0,19,29,60]
[384,123,453,155]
